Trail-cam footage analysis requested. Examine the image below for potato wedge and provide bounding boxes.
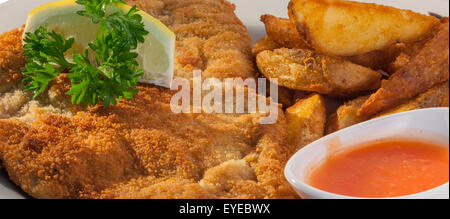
[325,95,370,134]
[286,94,326,151]
[375,82,449,118]
[327,82,449,133]
[288,0,440,56]
[260,14,402,70]
[256,48,381,97]
[346,43,404,70]
[261,14,309,49]
[359,22,449,116]
[252,36,280,56]
[263,78,296,107]
[386,18,448,73]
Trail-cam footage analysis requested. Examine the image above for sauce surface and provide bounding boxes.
[307,139,449,198]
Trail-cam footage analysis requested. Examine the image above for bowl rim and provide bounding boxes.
[284,107,450,199]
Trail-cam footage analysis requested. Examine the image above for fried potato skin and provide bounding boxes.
[286,94,326,151]
[375,82,449,118]
[327,82,449,134]
[256,48,381,97]
[288,0,440,56]
[359,22,449,116]
[386,18,448,74]
[346,43,404,70]
[261,14,309,49]
[252,36,281,56]
[325,95,370,134]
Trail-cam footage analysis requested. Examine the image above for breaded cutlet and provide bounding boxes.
[0,0,296,199]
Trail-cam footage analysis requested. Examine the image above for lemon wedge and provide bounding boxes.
[23,0,175,88]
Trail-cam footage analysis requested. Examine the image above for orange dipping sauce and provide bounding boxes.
[307,139,449,198]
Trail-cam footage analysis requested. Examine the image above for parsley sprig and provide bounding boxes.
[22,0,149,107]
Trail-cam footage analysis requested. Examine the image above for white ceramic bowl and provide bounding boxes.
[285,108,450,199]
[0,0,449,199]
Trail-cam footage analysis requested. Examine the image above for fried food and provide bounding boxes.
[286,94,326,151]
[359,22,449,116]
[326,95,370,134]
[261,14,309,49]
[386,18,448,74]
[288,0,440,56]
[252,36,280,56]
[128,0,258,80]
[278,86,296,108]
[256,48,381,96]
[375,82,449,118]
[0,0,297,199]
[0,26,25,93]
[0,85,295,199]
[346,43,404,70]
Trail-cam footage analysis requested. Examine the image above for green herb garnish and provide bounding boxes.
[23,0,149,107]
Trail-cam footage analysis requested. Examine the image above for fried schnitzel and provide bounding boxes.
[0,0,296,199]
[127,0,258,80]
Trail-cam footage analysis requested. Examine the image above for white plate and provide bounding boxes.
[0,0,449,199]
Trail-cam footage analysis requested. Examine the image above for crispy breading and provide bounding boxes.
[286,94,326,151]
[375,82,449,118]
[252,36,281,56]
[256,48,381,97]
[263,78,296,108]
[326,95,370,134]
[0,26,25,93]
[0,85,295,199]
[288,0,440,56]
[127,0,257,80]
[261,14,309,49]
[258,13,402,70]
[327,82,449,134]
[359,22,449,116]
[0,0,297,199]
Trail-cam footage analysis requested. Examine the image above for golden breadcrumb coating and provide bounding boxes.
[0,0,296,199]
[0,26,25,93]
[0,86,295,199]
